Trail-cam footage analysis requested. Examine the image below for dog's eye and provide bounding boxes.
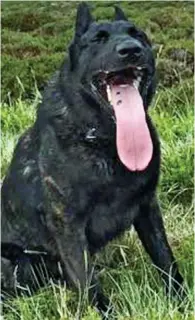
[92,30,109,43]
[127,26,138,37]
[128,27,151,46]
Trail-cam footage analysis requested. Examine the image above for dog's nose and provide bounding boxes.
[116,40,142,59]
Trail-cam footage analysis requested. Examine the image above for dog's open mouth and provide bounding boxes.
[92,66,153,172]
[92,66,144,103]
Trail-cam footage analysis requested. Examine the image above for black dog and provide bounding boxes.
[1,3,184,315]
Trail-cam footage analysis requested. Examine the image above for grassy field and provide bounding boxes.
[1,1,194,319]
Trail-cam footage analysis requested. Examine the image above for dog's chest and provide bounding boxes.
[83,154,155,252]
[85,185,140,253]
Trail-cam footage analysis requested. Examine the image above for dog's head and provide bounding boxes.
[69,3,156,108]
[68,3,156,172]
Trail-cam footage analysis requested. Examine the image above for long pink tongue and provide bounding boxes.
[110,84,153,171]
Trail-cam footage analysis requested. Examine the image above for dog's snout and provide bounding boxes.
[116,40,142,59]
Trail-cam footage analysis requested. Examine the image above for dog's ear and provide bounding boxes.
[69,3,93,70]
[75,2,93,37]
[114,6,128,21]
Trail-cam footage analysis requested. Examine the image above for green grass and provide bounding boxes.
[1,81,193,319]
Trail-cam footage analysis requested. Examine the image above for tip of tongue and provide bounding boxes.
[119,148,153,172]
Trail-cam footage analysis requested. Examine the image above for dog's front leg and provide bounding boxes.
[41,178,110,317]
[133,197,184,300]
[46,211,110,316]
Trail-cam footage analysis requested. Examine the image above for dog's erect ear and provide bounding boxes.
[114,6,128,21]
[75,2,93,37]
[69,3,93,71]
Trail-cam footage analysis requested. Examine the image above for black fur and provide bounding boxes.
[1,3,184,316]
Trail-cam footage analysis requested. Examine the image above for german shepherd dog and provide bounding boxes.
[1,3,184,316]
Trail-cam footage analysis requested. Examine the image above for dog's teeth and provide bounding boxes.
[106,85,112,103]
[137,76,142,83]
[133,76,142,89]
[119,84,129,88]
[133,80,139,89]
